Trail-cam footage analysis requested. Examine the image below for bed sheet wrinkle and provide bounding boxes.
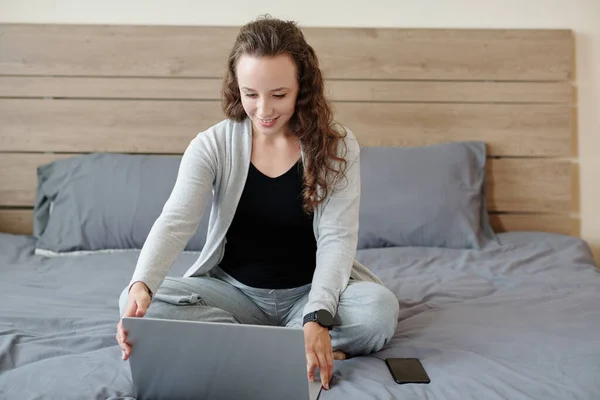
[0,232,599,399]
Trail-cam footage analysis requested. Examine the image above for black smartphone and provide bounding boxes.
[385,358,431,384]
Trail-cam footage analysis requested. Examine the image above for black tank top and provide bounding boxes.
[218,159,317,289]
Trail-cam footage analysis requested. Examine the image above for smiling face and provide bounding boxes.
[236,53,299,138]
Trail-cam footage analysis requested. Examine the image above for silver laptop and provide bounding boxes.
[122,317,323,400]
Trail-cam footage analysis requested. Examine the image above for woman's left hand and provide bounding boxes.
[303,322,334,390]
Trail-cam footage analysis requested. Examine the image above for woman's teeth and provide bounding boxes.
[258,117,278,127]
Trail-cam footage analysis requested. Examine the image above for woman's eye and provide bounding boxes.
[243,93,286,99]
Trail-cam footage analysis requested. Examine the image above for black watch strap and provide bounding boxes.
[303,309,334,330]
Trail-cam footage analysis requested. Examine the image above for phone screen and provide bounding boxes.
[385,358,431,384]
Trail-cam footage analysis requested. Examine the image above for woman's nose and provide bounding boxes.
[257,98,274,117]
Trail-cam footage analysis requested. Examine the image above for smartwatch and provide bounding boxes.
[303,309,334,330]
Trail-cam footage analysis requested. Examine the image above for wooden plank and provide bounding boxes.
[337,103,571,157]
[0,209,33,235]
[0,99,572,156]
[0,24,572,80]
[487,159,571,213]
[489,214,576,236]
[326,81,573,104]
[0,24,238,78]
[0,76,224,100]
[0,154,572,214]
[0,76,573,104]
[0,208,577,236]
[305,28,573,80]
[0,99,222,153]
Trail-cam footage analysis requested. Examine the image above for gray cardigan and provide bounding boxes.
[129,117,382,317]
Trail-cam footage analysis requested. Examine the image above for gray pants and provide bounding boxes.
[119,268,399,357]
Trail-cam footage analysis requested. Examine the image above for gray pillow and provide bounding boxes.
[357,141,498,249]
[34,153,212,254]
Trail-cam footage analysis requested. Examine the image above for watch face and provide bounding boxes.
[317,310,334,327]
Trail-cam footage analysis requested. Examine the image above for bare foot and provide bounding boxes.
[333,350,347,360]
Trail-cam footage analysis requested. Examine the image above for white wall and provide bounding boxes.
[2,0,599,261]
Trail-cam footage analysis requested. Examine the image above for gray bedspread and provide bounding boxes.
[1,232,599,399]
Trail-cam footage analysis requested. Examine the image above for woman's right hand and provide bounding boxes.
[116,281,152,360]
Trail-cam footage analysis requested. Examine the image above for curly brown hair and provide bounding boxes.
[221,15,348,214]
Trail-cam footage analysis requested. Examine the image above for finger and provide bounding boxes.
[116,320,132,360]
[117,320,126,340]
[122,343,132,360]
[306,352,318,383]
[116,322,125,347]
[134,291,151,317]
[117,319,129,342]
[116,321,123,343]
[325,351,334,389]
[135,299,148,317]
[118,333,132,360]
[317,352,332,390]
[115,331,128,360]
[123,295,138,318]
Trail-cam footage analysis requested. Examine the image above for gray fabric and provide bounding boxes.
[34,153,212,252]
[358,142,498,249]
[119,269,399,357]
[2,231,600,399]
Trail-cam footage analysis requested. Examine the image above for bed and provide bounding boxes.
[1,23,599,400]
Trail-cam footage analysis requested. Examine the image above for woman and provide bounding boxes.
[116,15,399,390]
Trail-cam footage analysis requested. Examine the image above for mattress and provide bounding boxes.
[1,231,599,399]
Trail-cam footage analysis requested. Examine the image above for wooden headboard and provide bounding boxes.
[0,24,576,236]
